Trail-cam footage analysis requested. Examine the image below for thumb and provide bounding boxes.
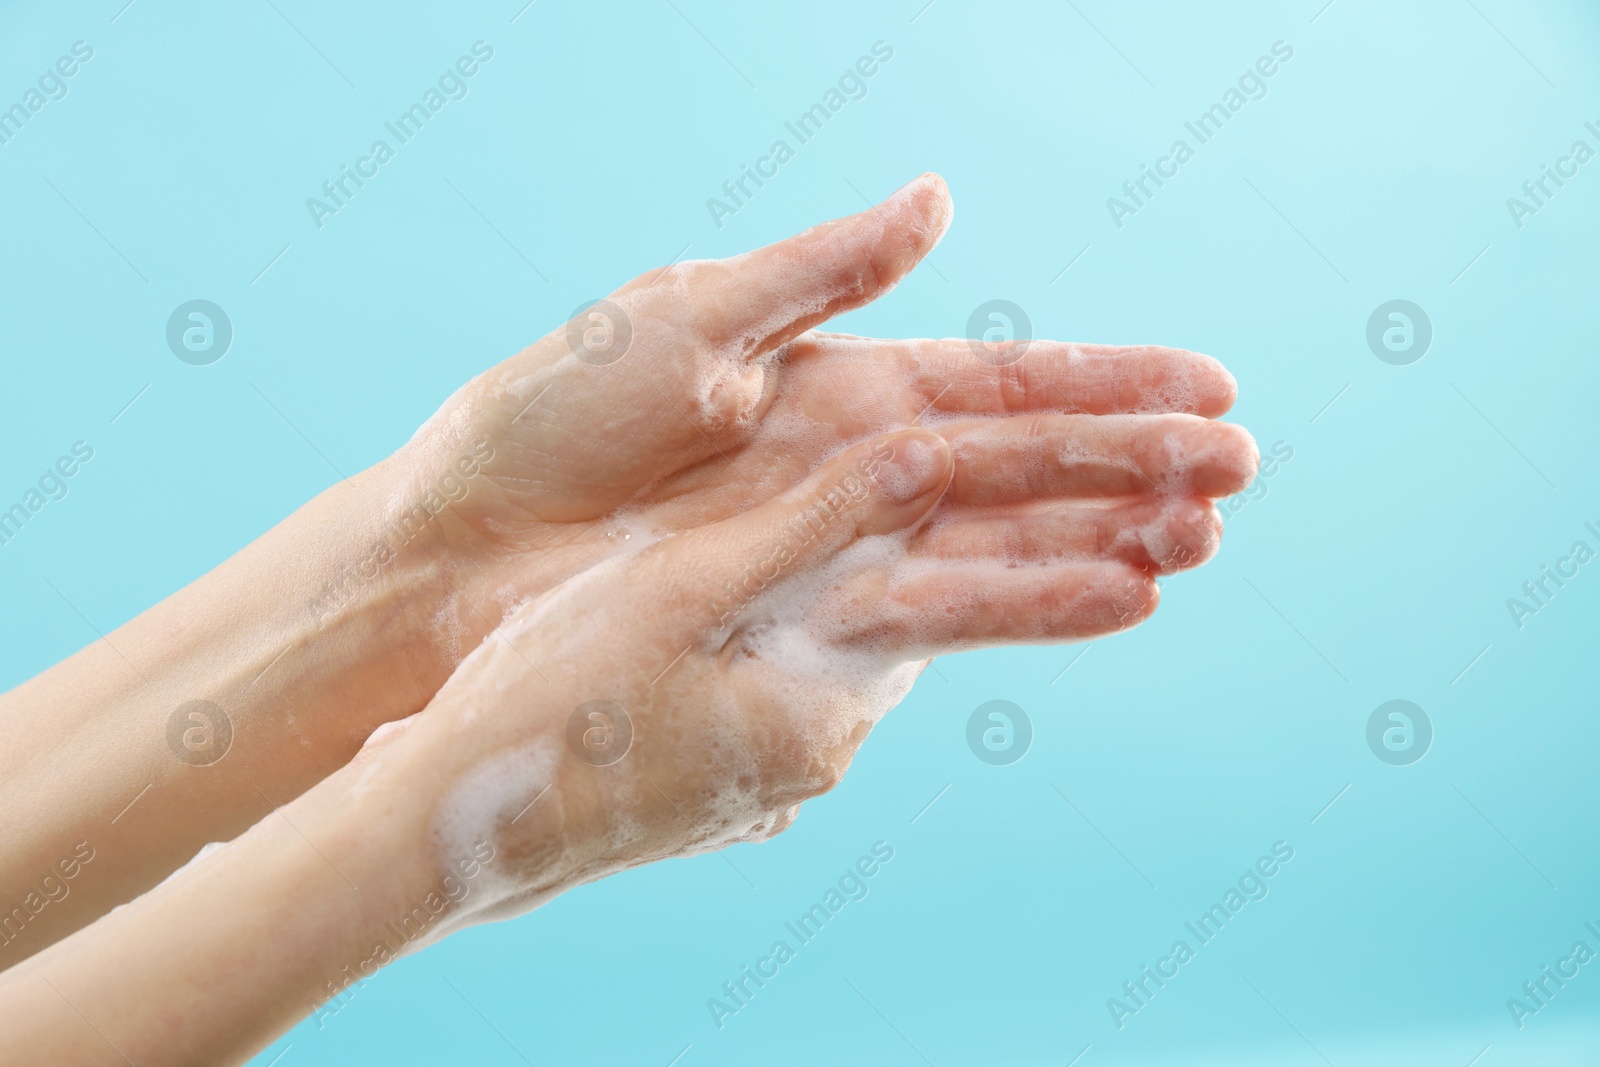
[674,428,953,621]
[622,173,953,361]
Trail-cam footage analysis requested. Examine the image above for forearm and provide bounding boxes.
[0,456,455,964]
[0,747,463,1067]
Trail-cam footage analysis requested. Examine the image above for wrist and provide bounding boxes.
[351,696,593,933]
[366,434,513,676]
[280,742,480,991]
[0,743,467,1067]
[0,455,462,964]
[223,456,459,766]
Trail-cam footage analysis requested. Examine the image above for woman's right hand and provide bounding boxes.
[385,174,1243,693]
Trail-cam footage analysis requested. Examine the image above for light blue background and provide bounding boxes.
[2,0,1597,1063]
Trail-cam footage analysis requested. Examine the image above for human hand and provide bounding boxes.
[365,409,1256,936]
[0,173,1255,1066]
[0,171,1246,972]
[384,174,1243,677]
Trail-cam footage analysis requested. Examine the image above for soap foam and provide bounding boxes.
[410,207,1252,941]
[419,411,1208,933]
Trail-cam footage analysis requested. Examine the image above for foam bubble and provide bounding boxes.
[407,305,1248,939]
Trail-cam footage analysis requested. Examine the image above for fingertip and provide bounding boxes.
[1195,355,1239,418]
[867,174,953,280]
[1156,499,1224,573]
[686,174,955,357]
[1180,418,1259,497]
[877,427,953,497]
[896,172,953,249]
[856,428,954,535]
[1226,422,1261,484]
[1107,566,1161,630]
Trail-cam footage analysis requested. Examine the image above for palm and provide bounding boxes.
[396,175,1248,659]
[393,411,1255,925]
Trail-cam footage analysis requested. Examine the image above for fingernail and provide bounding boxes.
[890,172,934,199]
[896,171,940,195]
[887,173,953,242]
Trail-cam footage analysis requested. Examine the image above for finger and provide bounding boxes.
[737,803,802,843]
[842,561,1159,653]
[651,174,952,359]
[941,413,1258,504]
[664,427,954,622]
[912,497,1223,575]
[796,334,1238,418]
